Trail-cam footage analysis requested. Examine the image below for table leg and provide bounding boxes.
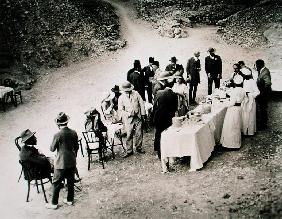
[161,157,168,173]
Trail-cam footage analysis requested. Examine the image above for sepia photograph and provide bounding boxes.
[0,0,281,218]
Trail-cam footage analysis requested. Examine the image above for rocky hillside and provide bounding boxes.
[133,0,282,47]
[0,0,125,84]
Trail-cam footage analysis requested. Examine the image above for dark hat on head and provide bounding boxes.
[20,129,36,143]
[111,85,120,93]
[55,112,70,125]
[149,57,154,63]
[121,81,134,92]
[208,47,215,53]
[153,60,159,67]
[169,56,177,63]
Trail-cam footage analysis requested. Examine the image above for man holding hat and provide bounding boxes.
[19,129,52,176]
[165,56,184,76]
[47,112,79,209]
[205,48,222,95]
[118,81,146,157]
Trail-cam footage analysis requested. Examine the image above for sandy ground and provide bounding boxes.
[0,0,281,218]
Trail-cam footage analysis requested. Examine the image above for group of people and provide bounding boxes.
[17,47,272,209]
[19,112,80,209]
[220,59,272,148]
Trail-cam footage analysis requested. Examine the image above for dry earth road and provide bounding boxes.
[0,0,280,218]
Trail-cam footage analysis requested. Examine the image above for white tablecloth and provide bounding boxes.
[161,106,227,172]
[0,86,14,99]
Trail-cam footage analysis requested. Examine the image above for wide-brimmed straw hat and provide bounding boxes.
[173,71,183,79]
[121,81,134,92]
[84,107,98,117]
[241,68,252,76]
[158,72,171,81]
[20,129,36,143]
[233,75,244,85]
[55,112,70,125]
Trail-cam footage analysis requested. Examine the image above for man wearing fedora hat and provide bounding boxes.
[118,81,146,157]
[142,57,155,103]
[152,71,171,97]
[165,56,184,76]
[205,48,222,95]
[152,84,178,159]
[47,112,79,209]
[19,129,52,176]
[186,51,201,104]
[127,60,146,101]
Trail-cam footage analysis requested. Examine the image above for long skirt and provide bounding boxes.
[242,96,256,135]
[220,106,242,148]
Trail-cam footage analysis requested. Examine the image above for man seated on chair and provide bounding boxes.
[101,85,122,122]
[19,129,52,177]
[84,107,108,145]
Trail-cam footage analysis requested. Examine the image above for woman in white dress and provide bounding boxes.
[172,76,189,116]
[220,75,246,149]
[241,68,260,135]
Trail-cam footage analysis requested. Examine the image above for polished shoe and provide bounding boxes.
[63,199,73,206]
[136,149,145,154]
[46,203,58,210]
[122,152,133,158]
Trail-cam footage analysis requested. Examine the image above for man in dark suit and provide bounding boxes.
[152,87,178,159]
[19,129,52,177]
[142,57,155,103]
[127,60,146,101]
[186,51,201,104]
[255,59,272,130]
[165,56,184,76]
[205,48,222,95]
[47,112,79,209]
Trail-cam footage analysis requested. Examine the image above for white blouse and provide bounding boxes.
[243,79,260,98]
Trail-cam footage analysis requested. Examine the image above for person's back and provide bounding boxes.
[51,127,78,169]
[153,88,178,128]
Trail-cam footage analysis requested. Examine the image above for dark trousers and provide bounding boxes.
[256,94,269,129]
[189,83,198,103]
[208,77,220,95]
[52,167,75,205]
[154,124,170,159]
[146,83,153,103]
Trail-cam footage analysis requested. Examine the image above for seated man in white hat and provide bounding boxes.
[19,129,53,176]
[118,81,146,158]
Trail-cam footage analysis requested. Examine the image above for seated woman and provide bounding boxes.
[19,129,52,177]
[172,75,189,116]
[241,68,260,136]
[220,75,246,149]
[101,85,121,122]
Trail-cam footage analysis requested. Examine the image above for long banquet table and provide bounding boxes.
[161,105,227,172]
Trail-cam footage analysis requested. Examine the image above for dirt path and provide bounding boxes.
[1,1,279,218]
